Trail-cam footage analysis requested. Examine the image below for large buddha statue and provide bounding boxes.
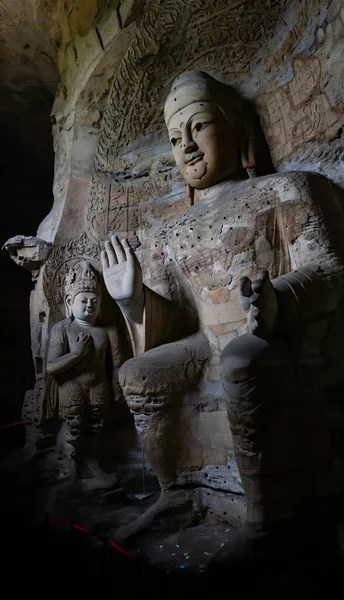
[102,71,344,551]
[163,70,344,560]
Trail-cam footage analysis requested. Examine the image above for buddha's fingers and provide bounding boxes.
[239,276,252,313]
[101,250,109,270]
[111,235,126,263]
[105,240,118,267]
[122,238,137,271]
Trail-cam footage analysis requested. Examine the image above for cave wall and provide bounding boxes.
[0,0,56,427]
[42,0,344,249]
[33,0,344,374]
[2,0,344,470]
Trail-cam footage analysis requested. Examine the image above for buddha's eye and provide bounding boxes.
[170,136,181,147]
[194,122,203,132]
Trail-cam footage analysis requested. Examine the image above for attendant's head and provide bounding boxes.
[64,261,101,324]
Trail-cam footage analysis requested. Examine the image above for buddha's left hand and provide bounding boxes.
[239,269,278,341]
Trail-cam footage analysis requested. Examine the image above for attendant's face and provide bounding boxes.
[167,101,239,189]
[68,292,100,323]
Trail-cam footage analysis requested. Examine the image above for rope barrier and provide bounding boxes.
[0,420,24,430]
[45,512,136,561]
[1,421,137,563]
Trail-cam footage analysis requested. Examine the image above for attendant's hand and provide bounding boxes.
[74,333,92,357]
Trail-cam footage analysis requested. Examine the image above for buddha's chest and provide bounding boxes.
[146,173,329,299]
[152,193,290,295]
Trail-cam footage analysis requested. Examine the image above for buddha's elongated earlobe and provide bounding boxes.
[64,294,73,319]
[187,183,195,206]
[240,135,257,179]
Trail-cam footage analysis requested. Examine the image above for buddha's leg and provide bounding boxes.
[87,383,107,440]
[58,383,84,447]
[60,384,116,490]
[213,335,286,567]
[111,392,187,543]
[127,393,181,491]
[51,384,84,480]
[114,334,209,542]
[81,384,117,486]
[220,333,292,531]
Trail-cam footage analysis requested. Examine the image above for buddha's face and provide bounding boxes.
[167,101,239,189]
[68,291,100,323]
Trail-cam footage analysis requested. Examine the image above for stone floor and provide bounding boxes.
[2,429,344,596]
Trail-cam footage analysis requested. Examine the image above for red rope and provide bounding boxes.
[0,420,24,430]
[47,514,71,526]
[46,512,136,560]
[108,539,136,560]
[0,422,138,562]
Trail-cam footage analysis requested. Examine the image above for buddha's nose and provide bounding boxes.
[184,140,198,154]
[182,128,197,154]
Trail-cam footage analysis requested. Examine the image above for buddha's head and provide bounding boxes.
[64,261,101,324]
[164,71,273,193]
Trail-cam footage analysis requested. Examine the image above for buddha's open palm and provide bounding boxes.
[101,237,142,302]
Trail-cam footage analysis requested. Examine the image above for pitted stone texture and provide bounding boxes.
[142,171,344,368]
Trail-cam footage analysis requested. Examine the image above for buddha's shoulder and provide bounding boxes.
[254,171,329,200]
[51,319,71,334]
[206,171,333,207]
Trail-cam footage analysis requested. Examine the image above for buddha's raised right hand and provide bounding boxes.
[101,236,144,322]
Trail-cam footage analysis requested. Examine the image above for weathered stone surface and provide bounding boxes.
[3,0,344,543]
[3,236,52,273]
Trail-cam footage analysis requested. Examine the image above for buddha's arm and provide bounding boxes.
[46,324,86,376]
[272,266,344,331]
[243,188,344,346]
[272,187,344,329]
[117,291,145,357]
[117,284,182,356]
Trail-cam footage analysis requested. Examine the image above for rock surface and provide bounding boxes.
[2,0,344,540]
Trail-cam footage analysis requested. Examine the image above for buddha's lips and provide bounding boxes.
[185,152,204,165]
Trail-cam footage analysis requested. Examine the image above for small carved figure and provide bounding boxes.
[46,261,122,475]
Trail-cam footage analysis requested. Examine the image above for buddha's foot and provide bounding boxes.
[113,489,193,545]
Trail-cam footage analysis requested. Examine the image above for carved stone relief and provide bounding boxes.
[43,232,100,321]
[4,0,344,543]
[87,0,287,240]
[256,56,340,163]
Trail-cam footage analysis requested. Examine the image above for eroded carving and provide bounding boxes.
[256,56,340,163]
[4,235,52,274]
